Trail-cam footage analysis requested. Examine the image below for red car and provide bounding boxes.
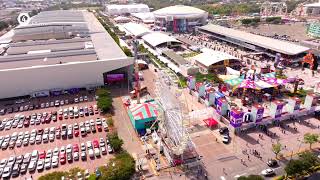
[39,150,46,159]
[74,129,79,137]
[41,117,46,124]
[60,153,66,164]
[58,114,63,120]
[37,129,44,135]
[73,144,79,152]
[97,125,102,132]
[23,119,30,127]
[93,140,99,148]
[45,115,51,123]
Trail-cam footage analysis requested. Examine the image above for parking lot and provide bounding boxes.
[0,95,114,179]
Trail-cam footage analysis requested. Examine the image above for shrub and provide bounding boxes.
[96,88,113,113]
[109,132,124,153]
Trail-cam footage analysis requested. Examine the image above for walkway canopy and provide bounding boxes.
[142,32,181,48]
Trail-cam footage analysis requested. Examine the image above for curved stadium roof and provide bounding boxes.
[142,32,181,47]
[153,5,207,19]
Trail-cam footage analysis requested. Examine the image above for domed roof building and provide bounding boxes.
[153,5,208,33]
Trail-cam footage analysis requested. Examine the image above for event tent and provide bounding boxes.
[128,101,159,134]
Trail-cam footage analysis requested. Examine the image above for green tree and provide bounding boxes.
[285,159,305,178]
[304,133,319,149]
[272,142,282,159]
[38,171,68,180]
[68,167,85,179]
[99,151,135,180]
[107,117,114,127]
[109,132,124,153]
[96,88,113,113]
[237,174,264,180]
[299,151,320,173]
[122,46,133,57]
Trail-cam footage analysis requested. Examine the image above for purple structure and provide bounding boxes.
[230,108,244,128]
[216,98,228,116]
[251,104,264,123]
[270,101,284,119]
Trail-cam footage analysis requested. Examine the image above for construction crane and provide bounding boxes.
[133,40,141,104]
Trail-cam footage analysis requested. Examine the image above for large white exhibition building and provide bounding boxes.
[0,10,133,99]
[153,5,208,32]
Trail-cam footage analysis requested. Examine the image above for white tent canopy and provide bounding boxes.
[142,32,181,48]
[194,48,239,67]
[122,22,151,37]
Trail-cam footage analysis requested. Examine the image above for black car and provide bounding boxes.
[28,105,34,110]
[219,127,229,135]
[7,107,13,114]
[67,153,73,163]
[267,159,278,167]
[13,107,19,112]
[11,164,20,177]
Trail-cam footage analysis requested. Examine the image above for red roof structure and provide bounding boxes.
[203,118,218,128]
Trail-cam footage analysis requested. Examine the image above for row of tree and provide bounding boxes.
[285,151,320,178]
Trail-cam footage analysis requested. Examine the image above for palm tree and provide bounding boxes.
[304,133,319,150]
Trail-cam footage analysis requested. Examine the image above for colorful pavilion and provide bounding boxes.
[127,100,160,135]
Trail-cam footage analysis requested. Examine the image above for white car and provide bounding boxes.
[52,157,59,168]
[45,157,51,169]
[107,144,113,153]
[52,148,59,156]
[86,141,92,149]
[74,152,79,161]
[222,135,230,144]
[16,139,22,147]
[94,148,100,157]
[81,143,86,151]
[0,159,7,169]
[261,168,275,176]
[88,149,94,158]
[2,166,11,178]
[30,119,35,125]
[29,136,35,144]
[60,146,66,154]
[49,134,55,142]
[66,144,72,154]
[28,160,37,172]
[36,135,42,144]
[37,159,44,171]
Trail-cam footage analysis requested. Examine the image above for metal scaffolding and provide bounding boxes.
[154,70,194,157]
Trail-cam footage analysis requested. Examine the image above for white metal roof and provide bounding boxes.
[141,32,180,47]
[122,23,151,37]
[153,5,207,19]
[106,4,150,15]
[194,48,239,67]
[199,24,310,56]
[131,12,155,22]
[304,3,320,8]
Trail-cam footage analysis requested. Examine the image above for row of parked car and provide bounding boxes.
[0,137,110,179]
[0,118,108,150]
[0,96,91,116]
[0,105,100,131]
